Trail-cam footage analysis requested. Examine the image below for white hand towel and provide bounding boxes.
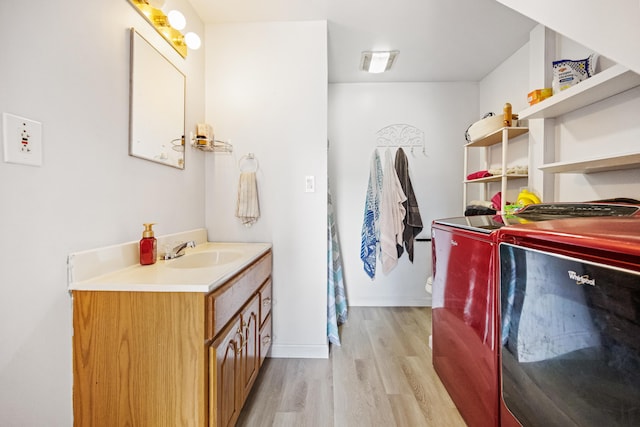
[379,149,407,274]
[236,171,260,226]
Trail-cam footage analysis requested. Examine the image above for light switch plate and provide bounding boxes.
[305,175,315,193]
[3,112,43,166]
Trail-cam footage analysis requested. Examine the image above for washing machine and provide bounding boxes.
[497,217,640,427]
[431,203,640,427]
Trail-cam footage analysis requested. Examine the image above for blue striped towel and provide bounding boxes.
[360,150,383,278]
[328,187,348,345]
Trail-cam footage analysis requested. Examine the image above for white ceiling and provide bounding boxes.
[188,0,537,83]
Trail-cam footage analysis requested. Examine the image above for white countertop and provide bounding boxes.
[68,237,271,293]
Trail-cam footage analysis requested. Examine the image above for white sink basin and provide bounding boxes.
[167,250,243,269]
[68,233,272,293]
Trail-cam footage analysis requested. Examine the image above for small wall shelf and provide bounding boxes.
[463,126,529,213]
[539,152,640,174]
[191,134,233,153]
[466,126,529,147]
[519,64,640,120]
[521,65,640,176]
[465,174,528,184]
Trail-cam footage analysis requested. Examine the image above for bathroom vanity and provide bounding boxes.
[68,229,272,426]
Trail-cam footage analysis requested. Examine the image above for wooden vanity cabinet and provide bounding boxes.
[72,250,272,427]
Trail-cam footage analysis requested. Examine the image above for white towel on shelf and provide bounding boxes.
[236,171,260,226]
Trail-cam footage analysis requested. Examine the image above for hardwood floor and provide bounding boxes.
[236,306,466,426]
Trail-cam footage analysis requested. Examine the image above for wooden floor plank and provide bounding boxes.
[388,393,430,426]
[237,307,466,427]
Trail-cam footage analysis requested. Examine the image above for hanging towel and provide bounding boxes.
[235,171,260,226]
[394,148,423,262]
[360,150,383,278]
[328,186,348,346]
[379,149,407,275]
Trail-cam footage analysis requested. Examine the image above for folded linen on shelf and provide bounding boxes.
[469,200,494,208]
[488,165,528,176]
[466,170,492,180]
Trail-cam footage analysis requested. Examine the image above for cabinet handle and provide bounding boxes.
[262,335,271,345]
[239,338,248,353]
[236,325,245,354]
[238,321,250,354]
[262,297,271,307]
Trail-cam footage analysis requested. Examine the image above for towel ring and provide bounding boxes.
[239,153,259,173]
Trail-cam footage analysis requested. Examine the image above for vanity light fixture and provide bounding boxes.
[167,9,201,49]
[167,10,186,30]
[360,50,399,73]
[128,0,201,58]
[184,32,201,50]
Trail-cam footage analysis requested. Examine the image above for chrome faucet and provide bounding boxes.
[161,240,196,260]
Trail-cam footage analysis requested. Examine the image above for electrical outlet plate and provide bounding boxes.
[3,112,43,166]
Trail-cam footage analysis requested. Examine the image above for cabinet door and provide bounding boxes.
[210,317,242,427]
[239,295,260,402]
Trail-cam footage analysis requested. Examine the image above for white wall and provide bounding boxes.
[479,26,640,204]
[2,3,637,424]
[0,1,205,424]
[467,44,531,205]
[496,0,640,75]
[328,83,478,306]
[203,21,329,358]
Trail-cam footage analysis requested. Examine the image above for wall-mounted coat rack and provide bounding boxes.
[375,123,426,156]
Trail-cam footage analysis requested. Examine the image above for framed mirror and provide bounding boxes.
[129,28,186,169]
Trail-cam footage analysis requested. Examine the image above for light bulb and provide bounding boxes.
[167,10,186,30]
[184,32,201,50]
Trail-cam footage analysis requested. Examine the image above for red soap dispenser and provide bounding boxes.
[140,223,157,265]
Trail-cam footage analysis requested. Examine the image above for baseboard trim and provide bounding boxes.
[269,343,329,359]
[347,297,432,307]
[267,301,432,359]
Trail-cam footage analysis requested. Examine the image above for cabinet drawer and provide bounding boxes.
[259,279,272,327]
[206,251,272,340]
[259,313,272,365]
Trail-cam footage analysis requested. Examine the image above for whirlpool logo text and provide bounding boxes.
[568,270,596,286]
